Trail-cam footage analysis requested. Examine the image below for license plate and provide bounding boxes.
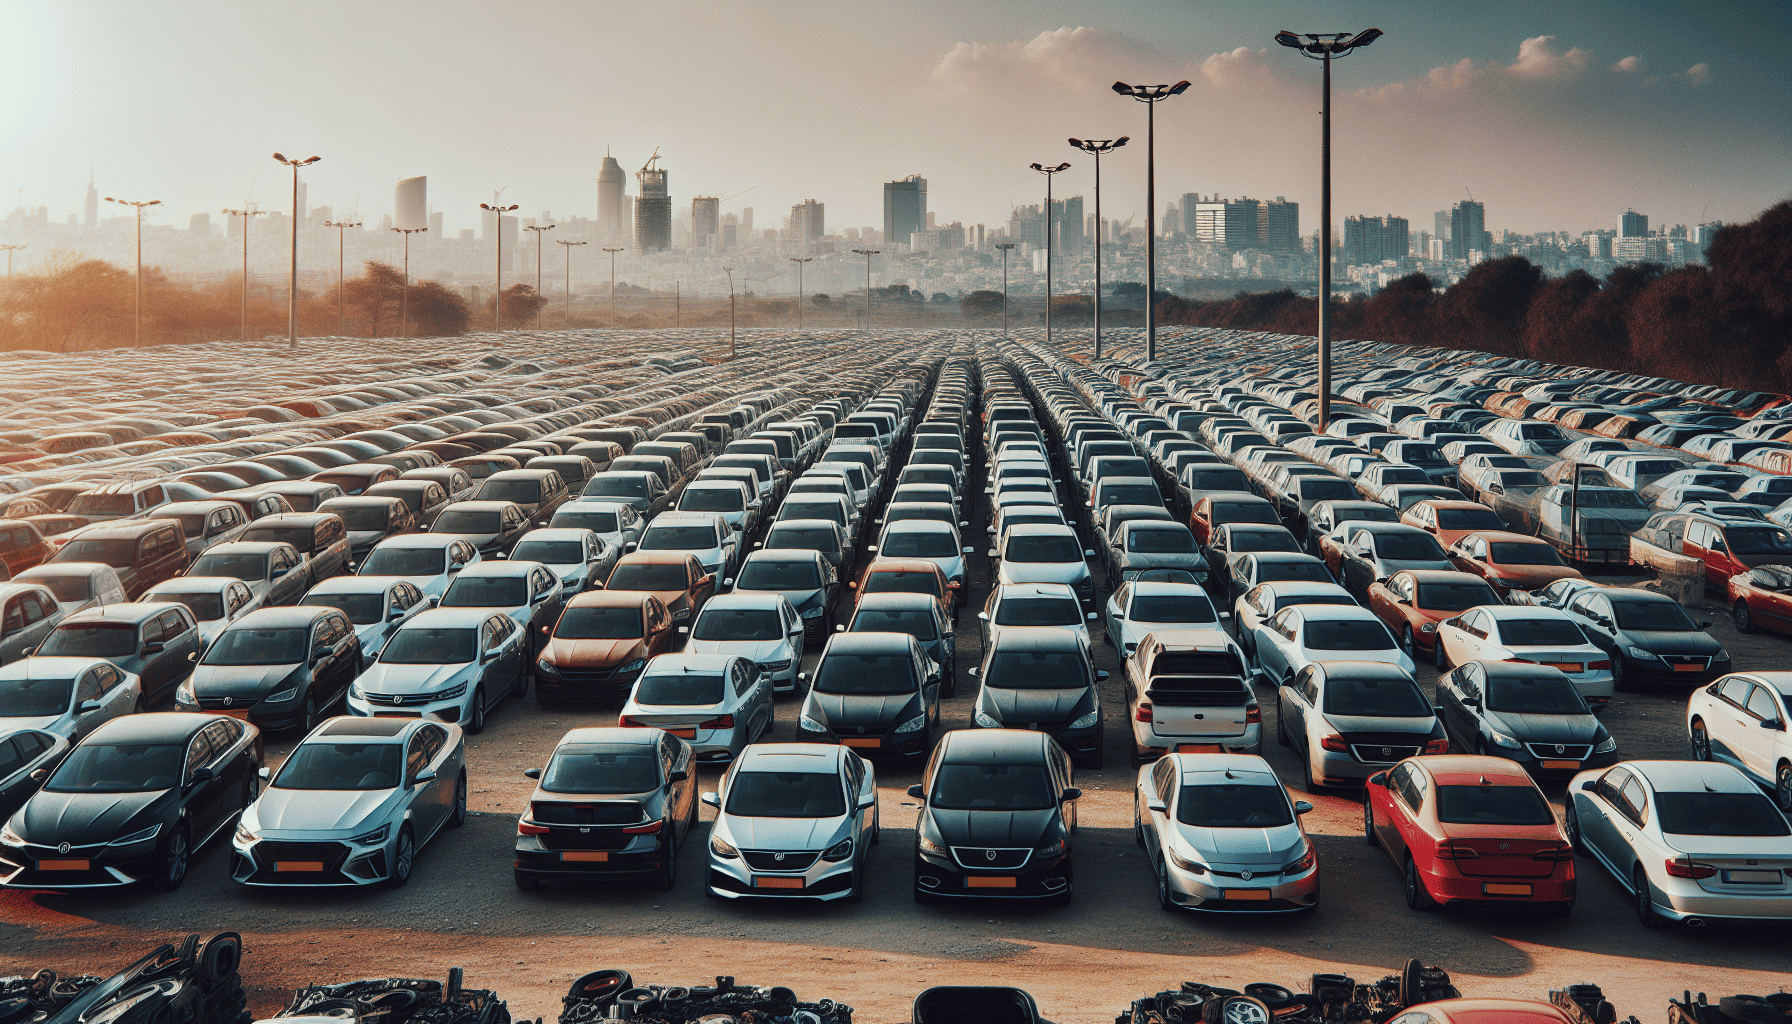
[275,861,324,872]
[1545,663,1580,672]
[965,876,1016,888]
[1673,663,1704,672]
[374,712,414,718]
[841,738,879,748]
[1223,888,1271,901]
[1541,760,1580,771]
[561,851,609,863]
[753,876,804,889]
[37,859,87,871]
[1176,743,1225,753]
[667,728,696,739]
[1484,882,1532,896]
[1723,869,1780,884]
[218,710,252,722]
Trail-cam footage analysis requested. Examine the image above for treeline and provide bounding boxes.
[1157,198,1792,392]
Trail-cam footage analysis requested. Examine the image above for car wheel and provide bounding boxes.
[1734,600,1756,633]
[150,822,190,892]
[1156,863,1175,912]
[845,865,863,904]
[298,692,318,735]
[1209,996,1272,1024]
[1276,696,1290,747]
[1564,802,1588,853]
[653,825,678,892]
[514,870,540,891]
[448,771,468,828]
[466,686,487,734]
[1777,763,1792,814]
[1401,625,1415,658]
[1611,656,1628,692]
[1134,799,1146,848]
[1363,798,1379,848]
[1690,719,1711,761]
[1633,866,1663,928]
[1434,638,1449,671]
[385,826,415,889]
[1302,755,1319,793]
[1403,856,1436,911]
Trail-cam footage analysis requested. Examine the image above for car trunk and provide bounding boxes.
[623,709,728,740]
[1145,671,1251,741]
[529,798,647,850]
[1439,833,1564,878]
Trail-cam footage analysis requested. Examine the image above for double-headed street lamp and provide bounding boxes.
[323,219,361,336]
[222,206,270,341]
[104,196,160,347]
[1112,80,1189,362]
[393,226,427,337]
[480,201,520,330]
[0,244,24,278]
[1030,162,1071,346]
[994,242,1016,335]
[789,257,813,330]
[851,248,879,330]
[602,247,624,316]
[722,265,736,357]
[272,153,320,351]
[1275,28,1383,431]
[524,223,555,331]
[557,238,587,326]
[1069,137,1127,359]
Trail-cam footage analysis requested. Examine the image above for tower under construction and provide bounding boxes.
[634,149,671,254]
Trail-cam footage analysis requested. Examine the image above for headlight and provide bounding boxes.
[711,836,740,858]
[1626,646,1660,662]
[349,824,390,846]
[798,713,828,732]
[110,824,162,847]
[534,659,561,676]
[799,603,825,618]
[1166,847,1206,874]
[1594,735,1617,754]
[1123,642,1137,656]
[974,711,1001,728]
[265,687,299,705]
[760,659,792,671]
[672,607,691,621]
[893,715,928,734]
[821,838,854,862]
[432,682,468,701]
[1419,622,1437,633]
[349,683,365,699]
[1282,844,1317,875]
[1035,834,1066,858]
[1,823,26,847]
[1488,730,1523,749]
[1713,646,1731,661]
[918,834,948,857]
[617,659,646,674]
[234,821,258,845]
[1069,710,1099,730]
[175,680,196,704]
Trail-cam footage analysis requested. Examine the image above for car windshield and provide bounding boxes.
[863,571,940,597]
[635,672,725,706]
[205,627,308,665]
[1177,783,1293,828]
[1374,534,1447,560]
[380,627,476,664]
[360,547,445,576]
[589,477,648,498]
[1416,582,1499,611]
[28,574,92,603]
[54,538,138,565]
[693,608,782,641]
[851,607,936,641]
[1434,784,1555,825]
[1322,676,1430,716]
[813,650,916,694]
[1485,674,1587,714]
[1499,471,1547,489]
[766,527,836,552]
[323,505,390,531]
[512,540,585,564]
[555,605,643,639]
[241,526,315,549]
[153,591,225,621]
[442,577,527,608]
[0,675,74,715]
[1258,561,1334,585]
[478,481,541,504]
[1131,594,1216,623]
[737,560,822,590]
[1127,528,1195,553]
[553,509,618,532]
[66,493,139,516]
[435,511,500,534]
[39,622,137,657]
[306,592,383,625]
[1231,530,1300,554]
[1100,485,1161,506]
[642,525,719,551]
[1437,508,1504,530]
[1727,527,1792,555]
[881,531,957,558]
[1005,535,1081,563]
[609,563,688,591]
[1489,542,1566,566]
[274,742,403,790]
[726,770,845,818]
[1299,479,1356,500]
[1304,619,1394,651]
[681,489,742,512]
[1216,503,1281,526]
[995,597,1081,627]
[783,503,843,524]
[1610,599,1699,631]
[541,743,659,794]
[1576,489,1645,509]
[46,741,184,792]
[985,649,1088,689]
[1655,792,1792,836]
[193,551,270,581]
[930,764,1055,811]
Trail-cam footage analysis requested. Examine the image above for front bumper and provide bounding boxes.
[187,688,308,731]
[232,833,395,886]
[708,848,857,900]
[515,832,671,882]
[348,689,468,722]
[0,835,163,889]
[1623,655,1731,686]
[1160,858,1319,913]
[914,850,1071,901]
[533,661,645,701]
[799,721,931,758]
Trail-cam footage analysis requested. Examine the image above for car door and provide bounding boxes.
[181,727,227,837]
[1735,683,1786,783]
[489,615,523,697]
[160,608,202,687]
[1279,665,1313,757]
[404,726,447,836]
[1340,530,1372,595]
[1575,766,1629,866]
[1569,593,1621,657]
[203,718,251,819]
[1448,609,1490,665]
[1257,608,1299,681]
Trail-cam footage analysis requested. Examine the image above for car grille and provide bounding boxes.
[742,850,819,871]
[1660,654,1710,670]
[1525,742,1591,760]
[556,665,636,686]
[951,847,1030,870]
[1350,744,1420,764]
[253,840,351,878]
[357,691,440,707]
[197,697,252,710]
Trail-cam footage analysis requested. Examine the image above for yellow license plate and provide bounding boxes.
[1484,882,1533,896]
[275,861,324,872]
[668,728,696,738]
[753,876,805,889]
[1176,743,1225,753]
[1223,888,1272,901]
[1673,663,1704,672]
[561,851,609,862]
[1541,760,1580,770]
[37,859,87,871]
[966,876,1017,888]
[841,738,879,748]
[1545,663,1580,672]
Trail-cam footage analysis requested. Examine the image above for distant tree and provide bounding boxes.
[1434,256,1544,356]
[811,293,831,306]
[960,290,1004,317]
[343,261,403,337]
[409,280,472,336]
[931,292,952,304]
[491,283,548,326]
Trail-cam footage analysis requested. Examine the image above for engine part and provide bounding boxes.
[0,933,248,1024]
[269,968,508,1024]
[557,971,852,1024]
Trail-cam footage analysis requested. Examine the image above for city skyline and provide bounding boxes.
[3,0,1787,249]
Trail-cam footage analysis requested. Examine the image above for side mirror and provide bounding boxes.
[987,548,998,558]
[961,545,975,554]
[141,641,165,656]
[413,769,437,786]
[677,625,690,634]
[1083,549,1095,558]
[668,769,689,783]
[541,625,552,635]
[1762,718,1784,731]
[858,794,877,810]
[187,651,199,662]
[906,784,924,799]
[977,611,990,621]
[1294,800,1314,814]
[76,699,102,714]
[1096,670,1110,681]
[187,766,215,787]
[834,624,845,632]
[701,791,721,808]
[29,768,50,783]
[625,542,638,552]
[1060,787,1082,802]
[523,768,542,779]
[1367,772,1388,787]
[1580,780,1597,793]
[796,671,809,682]
[1145,796,1166,813]
[732,522,744,531]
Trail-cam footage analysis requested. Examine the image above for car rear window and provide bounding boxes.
[1434,784,1555,825]
[541,743,659,794]
[635,673,724,706]
[1322,675,1430,716]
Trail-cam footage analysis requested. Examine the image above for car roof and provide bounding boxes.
[1312,660,1414,681]
[316,716,413,740]
[642,653,737,673]
[1292,604,1381,622]
[703,592,790,611]
[65,519,176,538]
[442,499,523,511]
[398,607,499,629]
[450,559,545,579]
[61,601,186,625]
[986,625,1084,651]
[738,742,843,772]
[245,512,336,526]
[0,656,116,678]
[90,711,214,743]
[1626,759,1758,794]
[1169,752,1281,784]
[1417,754,1538,786]
[229,605,340,628]
[557,726,660,749]
[823,631,916,654]
[938,727,1051,765]
[565,589,653,609]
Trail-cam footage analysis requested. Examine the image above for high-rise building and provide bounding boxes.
[394,176,427,231]
[634,154,671,254]
[1450,201,1486,259]
[883,175,927,247]
[1343,214,1411,266]
[790,199,824,244]
[1434,210,1451,246]
[84,179,98,230]
[1614,235,1668,263]
[1189,196,1262,251]
[1261,197,1299,252]
[1617,209,1649,238]
[597,151,627,245]
[1162,202,1182,237]
[429,211,443,237]
[1057,195,1084,249]
[188,212,210,236]
[691,196,720,251]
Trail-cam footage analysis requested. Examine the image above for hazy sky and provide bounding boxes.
[4,0,1788,239]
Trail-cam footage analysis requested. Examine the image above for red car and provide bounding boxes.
[1364,754,1575,914]
[1729,564,1792,636]
[1398,999,1580,1024]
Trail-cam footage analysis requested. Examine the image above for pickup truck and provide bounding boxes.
[1122,629,1260,767]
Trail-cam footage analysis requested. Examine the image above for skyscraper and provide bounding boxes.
[692,196,720,250]
[1434,210,1451,248]
[1617,209,1649,238]
[394,176,427,231]
[1450,201,1486,259]
[84,178,98,230]
[634,152,671,254]
[1057,195,1084,249]
[883,175,927,248]
[597,151,627,246]
[1191,196,1262,251]
[790,199,824,245]
[1343,214,1411,266]
[1261,198,1299,252]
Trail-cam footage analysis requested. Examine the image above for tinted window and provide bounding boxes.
[1130,595,1216,623]
[635,673,725,705]
[1727,528,1792,556]
[434,511,501,534]
[54,538,138,565]
[30,574,92,603]
[39,622,137,657]
[0,674,74,716]
[190,551,267,580]
[1322,676,1431,716]
[360,547,445,576]
[609,563,689,591]
[1304,619,1394,651]
[441,577,527,608]
[693,608,781,641]
[541,742,659,794]
[682,489,744,512]
[552,509,619,533]
[273,742,403,790]
[727,770,845,818]
[1434,784,1555,825]
[1498,618,1589,646]
[994,597,1081,627]
[812,651,916,694]
[1485,674,1587,713]
[1127,528,1195,553]
[862,572,939,597]
[512,540,586,564]
[930,764,1054,811]
[325,505,391,531]
[47,742,183,792]
[1005,535,1081,563]
[478,480,542,504]
[241,525,317,549]
[641,525,719,550]
[1374,534,1448,560]
[985,649,1088,689]
[736,560,822,590]
[555,605,643,639]
[1176,783,1293,828]
[380,627,476,664]
[205,627,308,666]
[881,531,957,558]
[850,608,936,641]
[1489,542,1565,566]
[1654,792,1791,837]
[1436,508,1504,530]
[306,592,383,625]
[152,591,225,621]
[1610,599,1698,631]
[1230,531,1300,554]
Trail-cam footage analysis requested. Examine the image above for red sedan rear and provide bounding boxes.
[1364,753,1575,913]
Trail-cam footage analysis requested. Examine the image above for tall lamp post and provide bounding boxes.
[524,223,554,330]
[602,247,624,316]
[1069,137,1127,359]
[272,153,320,351]
[788,257,813,330]
[480,201,520,330]
[393,226,427,337]
[1112,80,1189,363]
[851,249,879,330]
[994,242,1016,335]
[556,238,586,326]
[104,196,160,347]
[323,219,360,336]
[1030,162,1071,347]
[722,265,736,357]
[222,206,270,341]
[1275,28,1383,432]
[0,243,25,278]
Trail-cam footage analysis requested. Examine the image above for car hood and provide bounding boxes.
[926,807,1055,848]
[5,714,69,736]
[1621,629,1721,655]
[978,686,1091,725]
[686,637,789,662]
[1378,556,1457,574]
[1115,551,1209,574]
[806,690,918,727]
[191,662,302,698]
[1497,564,1583,588]
[17,787,172,847]
[1484,710,1601,743]
[360,661,477,694]
[998,562,1087,586]
[721,813,849,851]
[1173,822,1305,868]
[542,637,644,666]
[542,561,588,580]
[254,786,401,834]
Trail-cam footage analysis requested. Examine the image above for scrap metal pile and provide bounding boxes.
[1118,960,1461,1024]
[0,933,248,1024]
[267,968,509,1024]
[557,970,853,1024]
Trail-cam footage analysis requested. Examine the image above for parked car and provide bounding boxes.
[1436,660,1617,774]
[1122,630,1256,766]
[1104,580,1226,660]
[1433,605,1616,704]
[844,592,956,695]
[969,627,1105,768]
[299,575,433,661]
[619,654,773,762]
[429,500,532,558]
[50,519,189,599]
[607,551,716,627]
[1136,751,1317,913]
[315,495,417,563]
[796,631,942,759]
[347,608,526,733]
[239,512,352,582]
[703,742,878,902]
[189,541,312,608]
[0,726,69,822]
[1685,672,1792,811]
[355,534,481,600]
[533,590,677,704]
[1556,587,1732,688]
[1276,660,1446,789]
[34,602,202,706]
[0,656,140,739]
[141,576,263,646]
[176,606,362,734]
[0,582,64,665]
[1728,564,1792,637]
[730,549,839,647]
[1363,569,1501,659]
[14,562,126,615]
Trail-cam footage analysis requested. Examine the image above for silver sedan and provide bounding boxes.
[703,742,878,902]
[1135,752,1318,913]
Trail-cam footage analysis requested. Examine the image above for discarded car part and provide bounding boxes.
[913,986,1043,1024]
[558,974,851,1024]
[266,967,508,1024]
[1118,960,1459,1024]
[1550,984,1639,1024]
[0,932,248,1024]
[1668,992,1792,1024]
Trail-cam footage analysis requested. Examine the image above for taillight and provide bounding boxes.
[1424,739,1450,754]
[1320,734,1347,752]
[622,820,664,835]
[618,715,643,728]
[1503,657,1536,665]
[698,714,735,730]
[1533,845,1574,862]
[1589,660,1612,670]
[1665,857,1717,879]
[1435,843,1481,861]
[1135,703,1153,724]
[518,820,550,836]
[1245,706,1261,724]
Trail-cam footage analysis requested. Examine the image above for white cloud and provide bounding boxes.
[1680,62,1712,86]
[1611,55,1644,73]
[1199,47,1273,89]
[1507,36,1590,79]
[932,26,1174,93]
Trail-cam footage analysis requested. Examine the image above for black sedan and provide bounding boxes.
[175,606,362,733]
[0,727,69,820]
[968,627,1105,768]
[1556,588,1733,687]
[795,631,942,759]
[0,712,261,891]
[910,728,1080,904]
[1435,660,1618,778]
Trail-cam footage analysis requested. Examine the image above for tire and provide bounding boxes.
[1777,763,1792,814]
[1211,996,1272,1024]
[653,826,678,892]
[447,771,468,828]
[1735,600,1757,633]
[466,686,487,734]
[298,692,318,736]
[1690,719,1711,762]
[845,865,863,904]
[514,869,541,891]
[1564,802,1588,854]
[1634,866,1663,928]
[1363,797,1380,848]
[1434,638,1449,671]
[1719,997,1791,1024]
[1403,856,1436,911]
[1156,864,1175,912]
[149,822,190,892]
[1302,755,1319,793]
[1134,798,1146,848]
[1401,625,1416,659]
[1276,695,1290,747]
[1398,959,1425,1009]
[1611,656,1628,692]
[385,826,415,889]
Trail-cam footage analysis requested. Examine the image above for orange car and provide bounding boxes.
[1365,569,1502,656]
[1445,530,1583,597]
[1188,492,1280,547]
[0,518,52,577]
[533,589,677,703]
[1400,499,1507,548]
[605,550,716,626]
[847,557,954,618]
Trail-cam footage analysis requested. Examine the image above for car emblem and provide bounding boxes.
[579,828,590,834]
[222,697,234,708]
[57,843,70,855]
[1240,870,1253,881]
[1381,747,1393,758]
[1555,744,1565,754]
[1748,858,1759,866]
[774,852,786,862]
[1499,842,1510,851]
[986,849,997,862]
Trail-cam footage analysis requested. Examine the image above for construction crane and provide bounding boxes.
[715,185,756,205]
[640,148,660,175]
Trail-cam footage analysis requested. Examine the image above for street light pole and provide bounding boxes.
[852,249,879,331]
[722,265,736,357]
[104,196,160,347]
[1030,162,1071,347]
[480,201,520,330]
[524,223,554,331]
[994,242,1016,335]
[1275,28,1383,432]
[323,219,361,336]
[1112,80,1189,363]
[393,227,427,337]
[602,247,624,317]
[222,206,269,341]
[1070,137,1128,359]
[272,153,320,351]
[789,257,813,330]
[0,244,24,278]
[557,239,587,327]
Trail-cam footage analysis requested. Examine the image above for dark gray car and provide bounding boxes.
[34,602,202,706]
[176,605,361,733]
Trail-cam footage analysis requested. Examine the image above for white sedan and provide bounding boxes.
[1249,605,1416,687]
[510,527,618,594]
[0,657,140,740]
[1433,604,1614,705]
[142,576,264,646]
[356,535,483,600]
[683,593,805,691]
[1104,581,1226,659]
[1231,582,1358,663]
[619,653,774,763]
[299,576,434,661]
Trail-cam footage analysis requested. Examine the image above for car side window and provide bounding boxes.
[184,731,214,778]
[418,724,446,763]
[1596,766,1630,807]
[75,669,103,704]
[0,600,20,635]
[20,592,48,624]
[161,610,190,639]
[1618,778,1649,826]
[1300,671,1320,705]
[1150,755,1175,801]
[201,720,238,762]
[0,738,22,778]
[405,733,430,784]
[1745,684,1781,723]
[733,661,754,696]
